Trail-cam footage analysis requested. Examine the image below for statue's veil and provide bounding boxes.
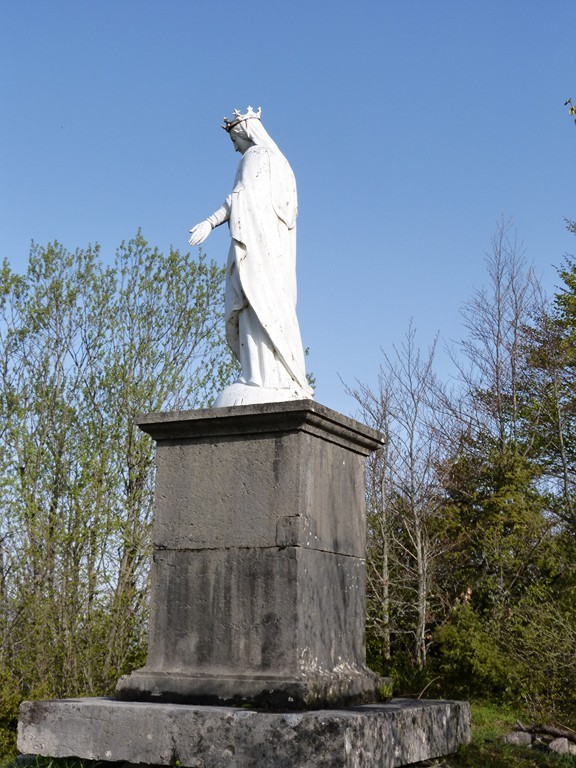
[238,118,282,156]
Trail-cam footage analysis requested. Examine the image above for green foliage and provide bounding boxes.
[361,220,576,725]
[0,234,235,759]
[431,547,576,716]
[504,586,576,721]
[450,703,576,767]
[378,680,393,700]
[434,604,511,699]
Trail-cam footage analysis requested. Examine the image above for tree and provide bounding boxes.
[349,218,576,717]
[431,220,576,711]
[347,370,394,670]
[438,218,550,611]
[349,323,450,674]
[0,234,235,732]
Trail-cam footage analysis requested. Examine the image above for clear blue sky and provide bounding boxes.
[1,1,574,415]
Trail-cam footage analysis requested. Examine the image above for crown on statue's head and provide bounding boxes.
[222,105,262,132]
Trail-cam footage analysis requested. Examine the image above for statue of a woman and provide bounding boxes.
[189,107,313,407]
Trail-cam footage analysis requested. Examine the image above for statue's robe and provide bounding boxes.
[222,145,311,396]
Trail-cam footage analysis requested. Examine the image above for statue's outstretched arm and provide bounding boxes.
[189,196,231,246]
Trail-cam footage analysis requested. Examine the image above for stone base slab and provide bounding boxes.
[18,697,471,768]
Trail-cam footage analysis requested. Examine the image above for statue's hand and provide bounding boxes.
[188,220,212,246]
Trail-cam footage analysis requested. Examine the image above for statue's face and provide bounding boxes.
[230,127,251,154]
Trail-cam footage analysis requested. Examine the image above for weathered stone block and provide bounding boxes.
[149,403,374,556]
[145,547,367,675]
[117,401,386,708]
[18,697,472,768]
[119,545,378,707]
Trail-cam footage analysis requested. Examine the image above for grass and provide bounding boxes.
[448,742,576,767]
[443,702,576,768]
[468,701,528,744]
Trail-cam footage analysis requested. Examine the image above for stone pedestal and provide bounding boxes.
[18,697,471,768]
[17,400,472,765]
[116,400,386,709]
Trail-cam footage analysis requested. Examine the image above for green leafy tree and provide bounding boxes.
[0,234,235,750]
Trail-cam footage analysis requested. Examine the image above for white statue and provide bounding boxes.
[189,107,313,407]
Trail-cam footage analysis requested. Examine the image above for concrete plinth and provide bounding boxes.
[18,697,471,768]
[116,401,387,709]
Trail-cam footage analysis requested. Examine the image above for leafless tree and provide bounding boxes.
[348,323,452,669]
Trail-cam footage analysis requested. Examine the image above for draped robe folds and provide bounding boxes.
[217,144,312,398]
